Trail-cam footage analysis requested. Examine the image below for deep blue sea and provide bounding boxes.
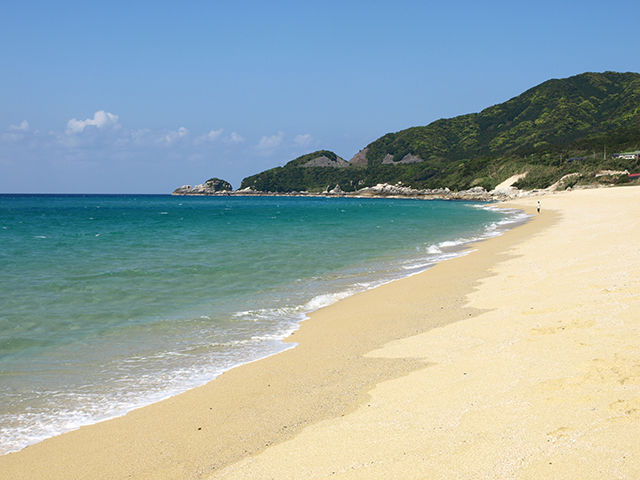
[0,194,527,454]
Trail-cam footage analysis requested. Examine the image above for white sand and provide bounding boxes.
[212,187,640,479]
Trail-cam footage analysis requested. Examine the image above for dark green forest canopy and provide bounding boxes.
[240,72,640,193]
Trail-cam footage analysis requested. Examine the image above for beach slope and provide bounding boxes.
[213,186,640,479]
[2,186,639,479]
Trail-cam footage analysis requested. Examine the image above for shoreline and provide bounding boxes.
[0,195,546,479]
[2,186,639,479]
[0,198,522,457]
[172,183,536,202]
[216,186,640,479]
[171,180,622,202]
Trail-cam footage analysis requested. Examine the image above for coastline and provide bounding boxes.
[0,195,519,457]
[171,181,533,202]
[2,186,639,479]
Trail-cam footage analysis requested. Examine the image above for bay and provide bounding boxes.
[0,194,525,454]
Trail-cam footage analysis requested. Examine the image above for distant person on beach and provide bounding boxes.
[537,201,541,214]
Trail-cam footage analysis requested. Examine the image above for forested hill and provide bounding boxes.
[364,71,640,164]
[240,71,640,193]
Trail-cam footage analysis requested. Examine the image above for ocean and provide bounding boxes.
[0,194,527,454]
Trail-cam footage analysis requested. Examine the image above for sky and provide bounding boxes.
[1,0,639,193]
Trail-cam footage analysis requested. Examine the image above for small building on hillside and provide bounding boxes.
[613,150,640,160]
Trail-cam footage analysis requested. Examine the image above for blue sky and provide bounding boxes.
[1,0,639,193]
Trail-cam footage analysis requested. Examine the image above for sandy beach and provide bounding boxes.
[2,186,639,479]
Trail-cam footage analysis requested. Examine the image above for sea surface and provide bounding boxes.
[0,194,527,454]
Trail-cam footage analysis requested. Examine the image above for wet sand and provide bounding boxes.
[2,186,639,479]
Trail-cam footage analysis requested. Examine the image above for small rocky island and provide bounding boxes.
[172,178,233,195]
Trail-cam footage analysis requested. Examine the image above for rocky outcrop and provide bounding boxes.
[397,154,423,164]
[381,153,423,165]
[348,148,368,165]
[204,178,233,191]
[173,179,557,201]
[301,155,349,168]
[351,183,547,201]
[325,184,344,195]
[172,177,233,195]
[355,182,439,197]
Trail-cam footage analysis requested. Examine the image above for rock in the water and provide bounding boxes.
[172,178,233,195]
[204,178,233,191]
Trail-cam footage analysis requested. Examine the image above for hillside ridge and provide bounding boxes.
[176,71,640,196]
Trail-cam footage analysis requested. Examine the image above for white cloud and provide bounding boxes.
[67,110,120,134]
[293,133,312,148]
[111,127,186,148]
[9,120,29,131]
[195,128,224,143]
[255,131,285,153]
[1,112,251,182]
[2,120,30,141]
[161,127,189,145]
[194,129,246,146]
[66,110,120,134]
[229,132,244,144]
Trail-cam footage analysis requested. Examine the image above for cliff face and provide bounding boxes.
[285,150,349,168]
[300,155,349,168]
[347,149,368,165]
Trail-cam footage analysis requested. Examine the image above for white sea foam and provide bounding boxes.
[0,334,296,454]
[426,245,443,254]
[303,291,354,312]
[439,239,462,248]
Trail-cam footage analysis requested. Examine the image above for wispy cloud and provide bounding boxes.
[9,120,29,131]
[195,128,224,143]
[160,126,189,145]
[2,114,249,154]
[255,131,285,154]
[229,132,245,144]
[2,120,30,142]
[194,129,245,145]
[0,111,281,189]
[0,111,325,193]
[293,133,312,148]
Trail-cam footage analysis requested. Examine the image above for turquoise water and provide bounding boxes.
[0,194,526,453]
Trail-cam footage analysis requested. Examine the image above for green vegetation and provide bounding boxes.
[205,178,233,191]
[240,72,640,193]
